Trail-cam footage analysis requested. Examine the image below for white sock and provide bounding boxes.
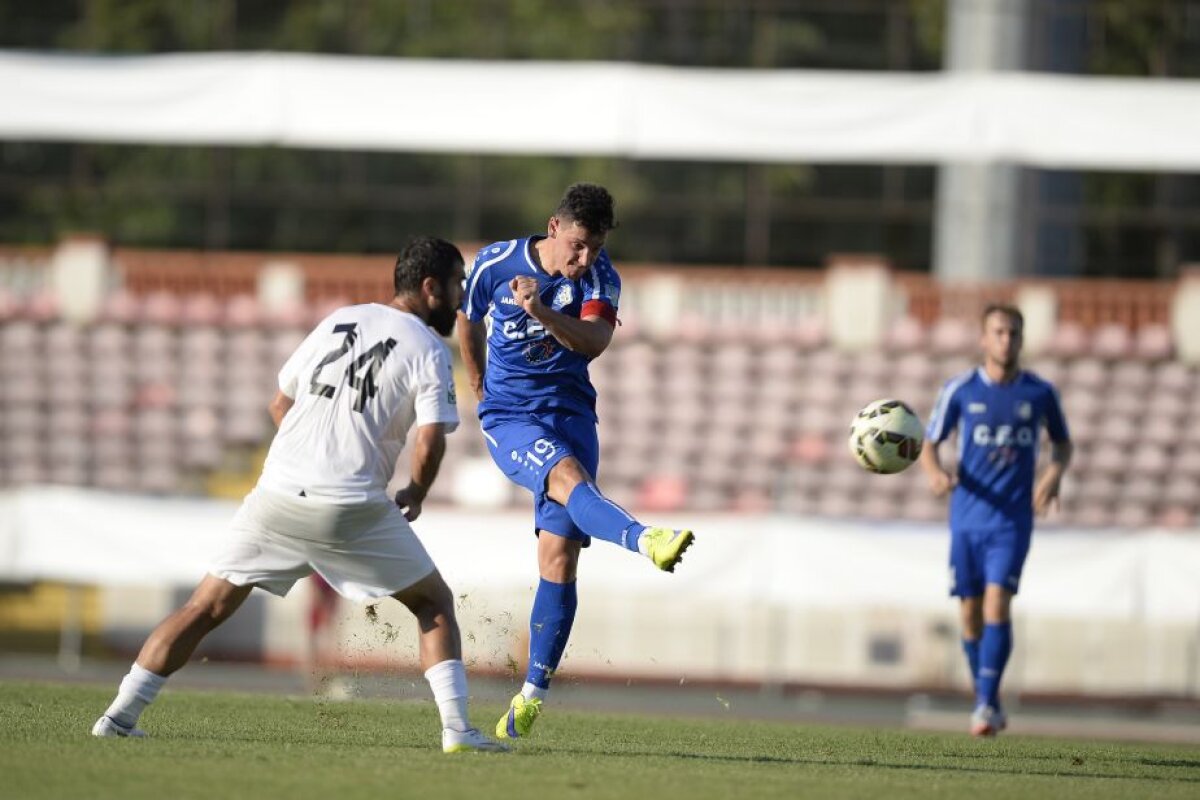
[521,682,547,702]
[104,663,167,729]
[424,659,470,732]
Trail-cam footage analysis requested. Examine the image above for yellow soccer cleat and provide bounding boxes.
[496,693,542,740]
[442,727,509,753]
[640,527,695,572]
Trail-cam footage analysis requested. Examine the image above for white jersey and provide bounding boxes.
[258,303,459,503]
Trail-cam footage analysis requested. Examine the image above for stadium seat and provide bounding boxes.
[635,474,689,512]
[181,294,223,327]
[1064,357,1108,390]
[1133,323,1174,361]
[1090,323,1133,360]
[1152,361,1193,392]
[224,294,262,328]
[141,291,183,325]
[1048,322,1089,358]
[0,283,1190,532]
[928,318,975,355]
[885,315,927,352]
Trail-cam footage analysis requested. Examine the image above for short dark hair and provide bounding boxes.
[981,303,1024,330]
[555,182,617,234]
[394,236,463,295]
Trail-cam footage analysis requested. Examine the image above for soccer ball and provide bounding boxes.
[848,399,924,474]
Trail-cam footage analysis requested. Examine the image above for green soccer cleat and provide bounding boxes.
[640,527,695,572]
[496,693,542,740]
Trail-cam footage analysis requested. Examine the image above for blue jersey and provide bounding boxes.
[462,236,621,421]
[926,368,1070,532]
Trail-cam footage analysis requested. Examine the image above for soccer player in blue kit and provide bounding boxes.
[920,304,1072,737]
[457,183,695,741]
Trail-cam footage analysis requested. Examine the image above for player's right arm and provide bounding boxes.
[920,377,964,497]
[919,441,956,497]
[268,318,330,427]
[457,244,505,402]
[268,391,294,428]
[457,312,487,403]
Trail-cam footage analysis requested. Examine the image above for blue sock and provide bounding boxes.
[526,578,577,690]
[962,638,980,689]
[976,622,1012,709]
[566,482,645,552]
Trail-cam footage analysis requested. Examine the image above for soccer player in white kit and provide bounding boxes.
[92,237,507,753]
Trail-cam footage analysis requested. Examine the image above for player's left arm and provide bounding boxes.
[1033,386,1073,516]
[395,348,460,522]
[395,422,447,522]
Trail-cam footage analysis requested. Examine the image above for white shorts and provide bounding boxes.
[208,488,437,602]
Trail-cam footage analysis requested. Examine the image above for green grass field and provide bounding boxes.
[1,681,1196,800]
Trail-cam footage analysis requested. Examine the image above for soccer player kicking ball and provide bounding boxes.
[93,238,507,754]
[920,304,1072,737]
[457,183,695,742]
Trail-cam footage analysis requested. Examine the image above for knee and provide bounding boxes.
[400,573,456,620]
[983,590,1013,624]
[983,604,1012,625]
[181,598,232,631]
[546,458,589,504]
[539,548,578,583]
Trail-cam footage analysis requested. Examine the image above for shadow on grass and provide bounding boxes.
[535,746,1200,784]
[1137,758,1200,769]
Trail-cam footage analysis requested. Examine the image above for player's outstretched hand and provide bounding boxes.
[927,468,956,498]
[509,276,543,314]
[394,484,426,522]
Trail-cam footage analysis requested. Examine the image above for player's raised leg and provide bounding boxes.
[393,570,508,753]
[92,574,253,737]
[546,456,694,572]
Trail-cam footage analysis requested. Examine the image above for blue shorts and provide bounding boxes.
[948,525,1031,597]
[481,411,599,542]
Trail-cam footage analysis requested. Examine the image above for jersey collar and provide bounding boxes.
[524,235,548,276]
[976,366,1023,386]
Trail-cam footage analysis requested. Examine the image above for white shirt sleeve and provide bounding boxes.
[413,344,460,432]
[277,324,326,398]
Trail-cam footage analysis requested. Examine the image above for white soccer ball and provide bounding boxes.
[848,399,924,474]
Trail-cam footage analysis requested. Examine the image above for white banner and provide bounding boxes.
[2,52,1200,170]
[2,486,1198,624]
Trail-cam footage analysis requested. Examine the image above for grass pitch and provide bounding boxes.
[1,681,1197,800]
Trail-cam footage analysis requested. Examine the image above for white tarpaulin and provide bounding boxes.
[2,486,1198,624]
[1,52,1200,170]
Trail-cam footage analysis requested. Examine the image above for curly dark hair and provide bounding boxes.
[393,236,463,295]
[554,182,617,234]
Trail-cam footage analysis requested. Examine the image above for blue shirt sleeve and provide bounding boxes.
[462,242,513,322]
[1042,384,1070,442]
[580,252,621,321]
[926,377,965,443]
